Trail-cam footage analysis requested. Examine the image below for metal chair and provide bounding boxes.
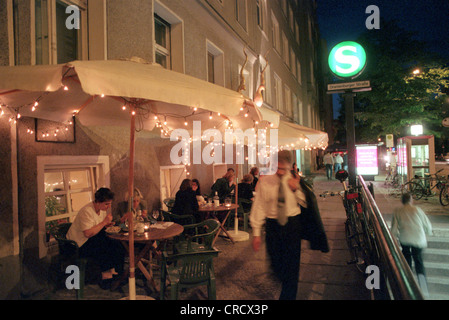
[160,249,219,300]
[49,223,87,300]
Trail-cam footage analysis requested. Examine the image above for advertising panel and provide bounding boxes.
[356,145,378,175]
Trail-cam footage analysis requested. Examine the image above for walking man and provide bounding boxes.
[391,193,432,297]
[250,150,329,300]
[323,152,334,180]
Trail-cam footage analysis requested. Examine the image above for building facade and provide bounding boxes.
[0,0,328,298]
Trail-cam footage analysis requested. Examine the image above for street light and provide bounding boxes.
[411,124,423,136]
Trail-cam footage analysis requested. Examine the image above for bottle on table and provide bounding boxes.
[213,191,220,207]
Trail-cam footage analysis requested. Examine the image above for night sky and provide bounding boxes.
[316,0,449,118]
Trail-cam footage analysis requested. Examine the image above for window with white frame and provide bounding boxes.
[154,14,171,69]
[256,0,264,30]
[38,155,109,257]
[34,0,87,65]
[284,85,292,117]
[282,32,289,68]
[271,12,280,54]
[273,73,282,111]
[235,0,247,30]
[207,40,224,86]
[154,1,184,72]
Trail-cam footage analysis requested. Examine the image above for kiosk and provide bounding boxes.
[397,135,435,183]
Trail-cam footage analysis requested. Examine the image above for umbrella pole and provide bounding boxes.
[228,164,249,241]
[128,106,136,300]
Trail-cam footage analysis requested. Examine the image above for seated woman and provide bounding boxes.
[67,188,125,289]
[192,178,206,205]
[172,179,200,222]
[114,187,148,224]
[238,174,254,211]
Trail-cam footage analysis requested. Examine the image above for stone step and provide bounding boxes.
[424,261,449,278]
[423,248,449,263]
[427,236,449,250]
[427,276,449,297]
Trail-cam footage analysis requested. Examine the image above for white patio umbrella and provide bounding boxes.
[0,58,263,299]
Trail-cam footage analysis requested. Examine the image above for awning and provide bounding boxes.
[278,120,328,150]
[0,58,260,134]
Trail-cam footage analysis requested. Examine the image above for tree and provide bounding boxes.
[342,20,449,145]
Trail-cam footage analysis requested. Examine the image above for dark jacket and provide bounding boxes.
[172,189,199,216]
[298,179,329,253]
[211,177,235,202]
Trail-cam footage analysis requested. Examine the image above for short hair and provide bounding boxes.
[277,150,293,165]
[242,174,254,183]
[250,167,259,175]
[401,193,412,205]
[95,188,115,203]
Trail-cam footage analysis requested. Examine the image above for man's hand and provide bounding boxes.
[252,236,262,252]
[103,213,113,227]
[288,173,300,192]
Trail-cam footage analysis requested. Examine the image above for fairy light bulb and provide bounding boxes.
[122,105,126,110]
[63,85,69,91]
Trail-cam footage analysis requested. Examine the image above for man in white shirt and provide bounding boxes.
[67,188,125,289]
[323,152,334,180]
[391,192,432,295]
[250,150,328,300]
[334,153,344,172]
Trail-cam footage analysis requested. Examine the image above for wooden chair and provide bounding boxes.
[160,249,219,300]
[49,223,87,300]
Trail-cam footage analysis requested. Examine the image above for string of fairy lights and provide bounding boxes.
[0,72,327,177]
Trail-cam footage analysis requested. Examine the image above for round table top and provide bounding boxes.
[198,203,239,212]
[107,222,184,243]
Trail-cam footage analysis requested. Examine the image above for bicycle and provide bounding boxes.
[401,169,448,202]
[320,170,372,273]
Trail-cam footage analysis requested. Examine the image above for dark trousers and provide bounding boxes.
[79,229,125,274]
[401,244,425,275]
[325,164,333,180]
[266,215,302,300]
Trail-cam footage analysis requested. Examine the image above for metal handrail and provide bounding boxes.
[358,175,424,300]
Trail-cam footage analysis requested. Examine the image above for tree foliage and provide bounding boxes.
[339,20,449,144]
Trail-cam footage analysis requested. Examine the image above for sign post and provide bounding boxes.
[327,41,370,186]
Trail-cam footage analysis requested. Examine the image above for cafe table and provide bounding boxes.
[198,203,239,245]
[107,221,184,291]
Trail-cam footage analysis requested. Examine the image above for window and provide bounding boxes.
[284,86,292,118]
[34,0,87,64]
[44,167,97,234]
[297,58,302,85]
[282,32,289,68]
[154,14,171,69]
[235,0,247,30]
[154,1,184,72]
[207,53,215,83]
[38,155,109,257]
[271,13,280,53]
[273,73,282,111]
[207,40,224,86]
[256,0,264,29]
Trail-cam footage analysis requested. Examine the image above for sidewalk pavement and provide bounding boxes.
[26,169,449,300]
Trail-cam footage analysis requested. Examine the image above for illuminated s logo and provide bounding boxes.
[328,41,367,79]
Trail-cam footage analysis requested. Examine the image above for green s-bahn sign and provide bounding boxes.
[328,41,367,79]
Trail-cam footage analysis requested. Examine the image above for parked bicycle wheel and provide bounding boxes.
[440,185,449,206]
[401,181,424,200]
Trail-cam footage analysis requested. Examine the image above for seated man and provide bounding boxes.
[67,188,125,289]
